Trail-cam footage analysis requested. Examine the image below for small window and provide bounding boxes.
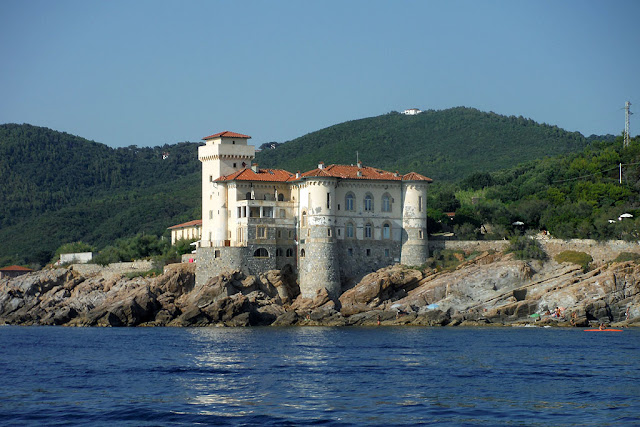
[280,209,286,218]
[347,248,353,257]
[327,192,331,209]
[253,248,269,258]
[418,196,423,212]
[366,248,371,256]
[383,223,391,239]
[300,249,306,258]
[277,230,282,238]
[276,248,283,257]
[233,163,237,168]
[328,228,332,237]
[214,250,221,258]
[384,249,390,257]
[364,194,373,212]
[257,226,267,239]
[246,192,252,200]
[209,210,213,220]
[301,211,307,227]
[346,223,354,238]
[337,228,341,237]
[286,248,294,257]
[209,175,213,182]
[419,229,424,239]
[345,193,355,211]
[382,194,391,212]
[364,223,372,239]
[278,193,285,202]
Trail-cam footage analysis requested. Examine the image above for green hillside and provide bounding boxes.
[429,135,640,241]
[256,107,588,181]
[0,109,605,267]
[0,124,201,266]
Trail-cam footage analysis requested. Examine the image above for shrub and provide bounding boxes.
[613,252,640,263]
[505,236,547,260]
[554,250,593,272]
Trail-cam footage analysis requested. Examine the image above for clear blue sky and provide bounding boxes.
[1,0,639,148]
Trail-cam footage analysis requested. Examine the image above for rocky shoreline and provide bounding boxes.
[1,251,639,328]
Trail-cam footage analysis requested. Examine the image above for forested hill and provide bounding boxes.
[256,107,588,181]
[0,124,201,266]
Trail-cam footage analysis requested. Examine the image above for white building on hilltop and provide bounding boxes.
[195,131,432,298]
[402,108,422,115]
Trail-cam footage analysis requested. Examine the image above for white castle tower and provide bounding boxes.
[198,131,254,247]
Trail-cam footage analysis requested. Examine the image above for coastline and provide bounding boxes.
[1,251,639,328]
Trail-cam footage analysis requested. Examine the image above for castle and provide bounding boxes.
[195,131,432,298]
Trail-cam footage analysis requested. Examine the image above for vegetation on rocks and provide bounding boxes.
[554,251,593,272]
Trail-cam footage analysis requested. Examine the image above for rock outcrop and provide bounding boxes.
[1,252,639,328]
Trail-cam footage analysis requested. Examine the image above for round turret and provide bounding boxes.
[400,181,429,266]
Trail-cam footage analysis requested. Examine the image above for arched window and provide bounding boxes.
[276,248,283,257]
[253,248,269,258]
[245,192,252,200]
[364,194,373,212]
[382,193,391,212]
[286,248,294,257]
[383,223,391,239]
[301,211,307,227]
[278,193,285,201]
[364,222,373,239]
[346,222,355,238]
[345,193,355,211]
[300,249,306,258]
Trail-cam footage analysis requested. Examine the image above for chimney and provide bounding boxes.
[251,163,259,173]
[318,161,324,170]
[357,160,362,168]
[394,171,399,177]
[296,171,300,179]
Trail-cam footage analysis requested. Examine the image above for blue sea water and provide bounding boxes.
[0,326,638,426]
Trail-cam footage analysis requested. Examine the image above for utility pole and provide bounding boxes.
[624,101,632,148]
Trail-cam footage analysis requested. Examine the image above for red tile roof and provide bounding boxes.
[167,219,203,230]
[216,167,296,183]
[0,265,33,272]
[300,164,432,182]
[202,131,251,140]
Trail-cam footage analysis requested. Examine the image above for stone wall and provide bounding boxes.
[196,247,245,287]
[70,260,155,277]
[337,240,402,289]
[429,239,640,264]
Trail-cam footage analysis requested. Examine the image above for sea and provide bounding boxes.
[0,326,638,426]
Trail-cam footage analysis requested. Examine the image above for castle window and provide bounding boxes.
[364,222,373,239]
[337,228,341,237]
[257,226,267,239]
[348,248,353,256]
[345,193,355,211]
[384,249,390,257]
[383,223,391,239]
[263,207,273,218]
[346,222,355,238]
[300,249,305,258]
[382,193,391,212]
[366,248,371,256]
[327,192,331,209]
[288,230,293,238]
[280,209,286,218]
[214,250,221,258]
[276,248,283,257]
[209,210,213,220]
[209,175,213,182]
[277,230,282,238]
[233,163,237,168]
[278,193,285,202]
[364,194,374,212]
[327,228,332,237]
[301,211,307,227]
[286,248,294,257]
[253,248,268,258]
[419,229,424,239]
[418,196,423,212]
[246,192,252,200]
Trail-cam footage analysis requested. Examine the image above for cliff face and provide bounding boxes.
[1,253,639,327]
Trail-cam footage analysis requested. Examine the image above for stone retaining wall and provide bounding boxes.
[429,239,640,264]
[70,260,155,276]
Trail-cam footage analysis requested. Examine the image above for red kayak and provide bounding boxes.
[583,329,623,332]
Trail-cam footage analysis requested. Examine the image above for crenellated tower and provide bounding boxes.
[297,164,341,298]
[198,131,254,247]
[400,175,429,266]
